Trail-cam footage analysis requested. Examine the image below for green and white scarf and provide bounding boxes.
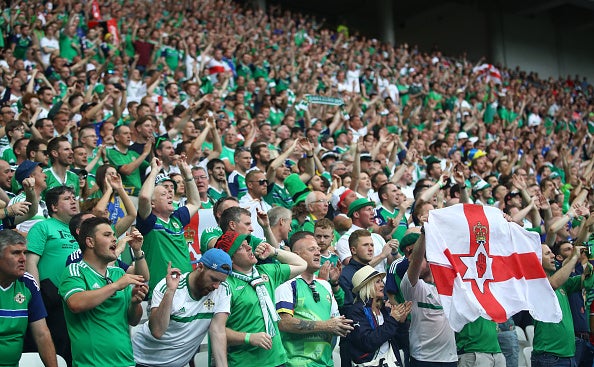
[231,267,279,337]
[305,94,344,106]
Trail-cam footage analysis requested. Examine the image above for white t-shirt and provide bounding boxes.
[400,273,458,363]
[40,37,59,66]
[132,272,231,367]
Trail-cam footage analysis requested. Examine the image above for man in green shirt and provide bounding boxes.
[212,230,307,367]
[275,232,351,367]
[532,244,594,366]
[0,230,58,367]
[59,216,147,367]
[26,186,79,365]
[137,156,200,295]
[106,125,151,197]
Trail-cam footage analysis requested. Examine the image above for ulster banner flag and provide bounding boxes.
[425,204,561,332]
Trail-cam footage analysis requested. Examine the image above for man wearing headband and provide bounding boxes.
[132,248,233,367]
[212,230,307,367]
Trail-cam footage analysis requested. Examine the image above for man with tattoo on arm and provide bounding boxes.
[275,231,353,366]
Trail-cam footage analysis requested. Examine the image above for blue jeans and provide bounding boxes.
[532,352,577,367]
[498,330,519,367]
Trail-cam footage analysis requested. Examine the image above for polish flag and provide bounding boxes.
[425,204,561,332]
[473,64,502,84]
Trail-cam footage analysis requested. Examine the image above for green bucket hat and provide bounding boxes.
[284,173,310,205]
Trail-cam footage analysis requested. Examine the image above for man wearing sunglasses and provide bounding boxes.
[239,170,273,241]
[275,231,353,367]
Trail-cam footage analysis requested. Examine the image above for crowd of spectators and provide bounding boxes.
[1,0,594,366]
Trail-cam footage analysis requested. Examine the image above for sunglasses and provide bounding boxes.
[308,282,320,303]
[249,179,268,186]
[38,150,48,155]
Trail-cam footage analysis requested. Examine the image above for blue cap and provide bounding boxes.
[198,248,232,275]
[15,160,41,185]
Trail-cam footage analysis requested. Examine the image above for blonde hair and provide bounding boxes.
[357,275,381,303]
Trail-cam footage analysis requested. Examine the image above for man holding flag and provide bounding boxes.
[532,244,594,367]
[423,204,565,366]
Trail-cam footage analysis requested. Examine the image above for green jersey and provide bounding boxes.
[264,183,293,209]
[106,147,149,196]
[220,146,236,165]
[136,207,192,294]
[27,217,79,286]
[227,263,291,367]
[275,277,340,367]
[455,317,501,353]
[0,274,47,367]
[59,262,134,367]
[533,275,581,357]
[268,107,285,127]
[43,167,80,199]
[207,186,228,202]
[375,206,408,241]
[1,147,15,164]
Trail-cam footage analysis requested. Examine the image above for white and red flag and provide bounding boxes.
[472,64,502,84]
[425,204,561,332]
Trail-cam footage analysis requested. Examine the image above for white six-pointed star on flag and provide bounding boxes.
[459,243,494,293]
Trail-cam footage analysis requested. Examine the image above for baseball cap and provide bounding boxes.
[457,132,469,140]
[360,152,373,161]
[15,160,40,185]
[198,248,232,275]
[472,180,491,193]
[155,173,177,191]
[504,191,521,203]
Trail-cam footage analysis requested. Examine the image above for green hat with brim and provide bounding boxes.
[348,198,375,217]
[333,129,347,139]
[284,173,310,205]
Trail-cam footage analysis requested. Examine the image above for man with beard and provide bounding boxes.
[152,138,180,176]
[106,125,152,198]
[26,186,80,364]
[132,249,232,367]
[43,137,78,198]
[207,158,230,202]
[251,142,270,172]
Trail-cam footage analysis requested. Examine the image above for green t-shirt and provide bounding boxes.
[264,183,293,209]
[27,217,79,286]
[106,147,149,196]
[1,147,15,164]
[136,208,192,295]
[59,262,134,367]
[220,146,236,165]
[0,275,46,367]
[455,317,501,353]
[268,107,285,127]
[533,275,581,357]
[59,33,79,62]
[375,206,408,241]
[277,278,338,367]
[43,167,80,199]
[207,186,228,202]
[227,263,291,367]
